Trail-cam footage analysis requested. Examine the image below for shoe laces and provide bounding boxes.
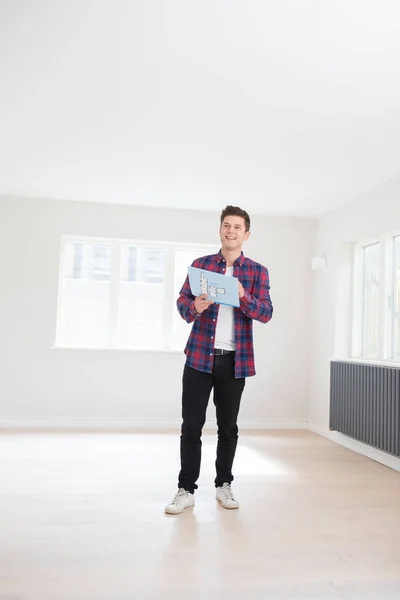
[171,488,190,507]
[220,483,235,501]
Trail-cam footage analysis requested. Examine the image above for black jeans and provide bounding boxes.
[178,354,246,494]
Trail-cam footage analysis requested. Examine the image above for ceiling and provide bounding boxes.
[1,0,400,217]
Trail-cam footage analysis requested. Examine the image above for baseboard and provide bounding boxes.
[308,422,400,473]
[0,418,181,431]
[239,421,308,430]
[0,418,308,431]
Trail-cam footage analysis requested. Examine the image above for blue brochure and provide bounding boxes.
[188,266,240,308]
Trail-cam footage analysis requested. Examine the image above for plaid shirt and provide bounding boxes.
[177,251,273,378]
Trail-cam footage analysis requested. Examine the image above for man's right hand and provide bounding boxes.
[194,293,214,314]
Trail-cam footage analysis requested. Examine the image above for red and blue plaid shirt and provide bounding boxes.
[177,251,273,378]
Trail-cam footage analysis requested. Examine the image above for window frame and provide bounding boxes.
[55,235,219,351]
[352,229,400,364]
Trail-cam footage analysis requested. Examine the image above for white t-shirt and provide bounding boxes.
[214,266,236,351]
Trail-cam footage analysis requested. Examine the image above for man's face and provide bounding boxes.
[219,215,250,251]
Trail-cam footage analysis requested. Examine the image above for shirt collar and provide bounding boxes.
[216,250,245,267]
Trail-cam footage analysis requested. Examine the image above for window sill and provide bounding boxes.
[331,357,400,369]
[50,345,183,354]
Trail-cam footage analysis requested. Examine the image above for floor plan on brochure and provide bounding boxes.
[200,271,226,300]
[187,266,240,307]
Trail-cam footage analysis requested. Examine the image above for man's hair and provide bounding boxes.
[220,205,250,232]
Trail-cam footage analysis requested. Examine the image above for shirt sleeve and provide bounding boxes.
[176,273,200,324]
[239,266,273,323]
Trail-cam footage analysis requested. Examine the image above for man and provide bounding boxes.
[165,205,273,514]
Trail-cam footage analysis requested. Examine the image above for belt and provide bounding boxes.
[214,349,235,355]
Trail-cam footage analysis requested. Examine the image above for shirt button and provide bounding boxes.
[211,336,214,339]
[213,319,216,322]
[210,353,213,356]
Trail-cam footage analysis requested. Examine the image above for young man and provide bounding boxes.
[165,205,273,514]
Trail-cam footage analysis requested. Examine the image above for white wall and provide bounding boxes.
[0,196,315,428]
[310,175,400,431]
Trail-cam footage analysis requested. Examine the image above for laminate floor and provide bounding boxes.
[0,430,399,599]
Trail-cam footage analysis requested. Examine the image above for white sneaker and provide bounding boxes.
[165,488,195,514]
[216,483,239,509]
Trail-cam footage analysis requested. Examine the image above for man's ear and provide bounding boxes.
[244,230,250,241]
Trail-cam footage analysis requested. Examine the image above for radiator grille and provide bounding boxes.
[330,361,400,457]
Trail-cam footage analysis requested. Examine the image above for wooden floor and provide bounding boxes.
[0,430,400,599]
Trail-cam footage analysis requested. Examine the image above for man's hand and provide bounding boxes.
[194,294,214,314]
[238,281,245,299]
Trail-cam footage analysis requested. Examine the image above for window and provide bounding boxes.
[353,233,400,362]
[56,237,218,350]
[362,242,380,358]
[393,236,400,360]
